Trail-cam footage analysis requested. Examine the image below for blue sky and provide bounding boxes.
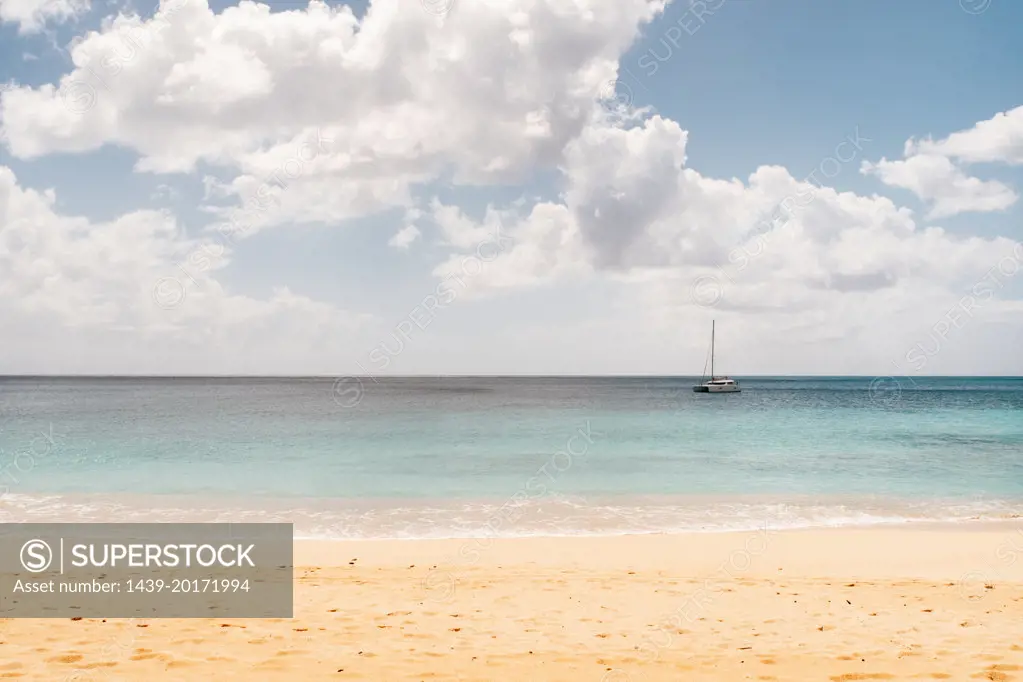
[0,0,1020,374]
[619,0,1023,226]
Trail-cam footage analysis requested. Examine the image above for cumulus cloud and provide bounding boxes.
[0,0,88,33]
[0,165,376,373]
[388,224,420,249]
[910,105,1023,165]
[859,106,1023,218]
[861,153,1017,219]
[430,114,1021,343]
[0,0,1020,374]
[1,0,667,230]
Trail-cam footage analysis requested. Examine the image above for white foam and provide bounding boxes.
[2,492,1021,539]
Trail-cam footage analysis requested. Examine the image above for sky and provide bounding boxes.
[0,0,1021,376]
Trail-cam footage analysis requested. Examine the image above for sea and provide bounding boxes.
[1,376,1021,539]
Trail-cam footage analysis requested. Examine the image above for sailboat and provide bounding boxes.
[693,320,741,393]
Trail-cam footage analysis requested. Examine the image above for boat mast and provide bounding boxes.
[711,319,715,379]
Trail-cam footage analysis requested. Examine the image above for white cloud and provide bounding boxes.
[857,105,1023,219]
[1,0,667,232]
[0,165,377,374]
[861,153,1018,219]
[0,0,88,33]
[388,223,420,249]
[429,114,1022,358]
[431,199,588,296]
[0,0,1020,374]
[910,105,1023,165]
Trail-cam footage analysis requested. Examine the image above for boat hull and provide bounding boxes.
[693,384,741,393]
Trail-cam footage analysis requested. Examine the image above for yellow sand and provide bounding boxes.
[3,525,1023,680]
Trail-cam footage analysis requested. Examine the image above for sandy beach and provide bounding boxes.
[3,525,1023,681]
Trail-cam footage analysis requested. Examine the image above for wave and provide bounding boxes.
[2,492,1021,540]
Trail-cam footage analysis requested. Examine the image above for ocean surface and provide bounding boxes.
[1,376,1021,539]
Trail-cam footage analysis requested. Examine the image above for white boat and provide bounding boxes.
[693,320,741,393]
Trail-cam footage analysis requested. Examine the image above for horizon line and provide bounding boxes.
[1,374,1021,379]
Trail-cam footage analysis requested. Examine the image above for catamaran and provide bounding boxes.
[693,320,740,393]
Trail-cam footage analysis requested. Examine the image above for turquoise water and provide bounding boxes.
[1,377,1021,538]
